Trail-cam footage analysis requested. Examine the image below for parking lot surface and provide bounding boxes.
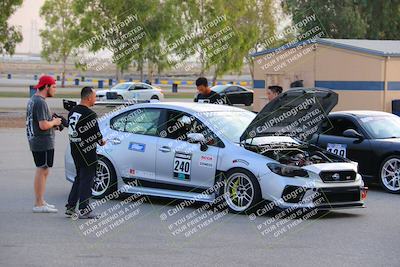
[0,128,399,267]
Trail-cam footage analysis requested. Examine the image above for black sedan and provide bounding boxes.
[311,110,400,194]
[211,84,254,106]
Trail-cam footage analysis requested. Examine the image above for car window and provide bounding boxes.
[161,110,223,147]
[111,108,162,136]
[322,117,359,137]
[133,84,144,90]
[134,84,151,90]
[111,83,131,90]
[225,86,239,93]
[361,115,400,139]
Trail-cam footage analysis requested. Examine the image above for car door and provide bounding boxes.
[225,86,240,104]
[105,108,163,182]
[155,109,221,191]
[134,83,153,100]
[316,115,373,175]
[125,84,138,99]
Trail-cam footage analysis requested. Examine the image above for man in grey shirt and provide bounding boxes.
[26,75,61,213]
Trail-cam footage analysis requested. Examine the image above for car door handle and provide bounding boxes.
[159,146,171,153]
[109,138,121,145]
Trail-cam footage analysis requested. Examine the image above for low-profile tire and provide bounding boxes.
[223,169,262,214]
[151,95,159,100]
[379,156,400,194]
[92,156,118,199]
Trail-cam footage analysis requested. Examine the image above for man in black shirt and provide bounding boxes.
[194,77,226,104]
[65,87,106,219]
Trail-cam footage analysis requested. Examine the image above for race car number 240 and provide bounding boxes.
[173,152,191,181]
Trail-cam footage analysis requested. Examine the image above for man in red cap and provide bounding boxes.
[26,75,62,213]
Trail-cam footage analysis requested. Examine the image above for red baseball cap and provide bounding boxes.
[34,75,56,89]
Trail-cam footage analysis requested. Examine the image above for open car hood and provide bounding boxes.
[240,87,338,142]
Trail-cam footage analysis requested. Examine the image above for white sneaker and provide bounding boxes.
[32,205,58,213]
[44,201,56,209]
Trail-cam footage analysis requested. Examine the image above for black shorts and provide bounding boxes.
[32,149,54,168]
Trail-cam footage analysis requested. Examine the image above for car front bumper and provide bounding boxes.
[259,171,367,210]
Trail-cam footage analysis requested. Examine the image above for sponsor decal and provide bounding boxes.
[199,154,214,168]
[128,142,146,152]
[128,168,155,179]
[233,159,249,166]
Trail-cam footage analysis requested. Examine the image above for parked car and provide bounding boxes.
[311,110,400,194]
[65,88,367,213]
[194,85,253,106]
[96,82,164,102]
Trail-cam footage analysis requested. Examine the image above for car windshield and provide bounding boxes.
[361,115,400,139]
[203,111,256,142]
[111,83,131,90]
[211,85,228,93]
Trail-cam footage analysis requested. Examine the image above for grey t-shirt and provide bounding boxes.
[26,95,55,151]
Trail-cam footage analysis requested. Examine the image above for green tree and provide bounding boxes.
[360,0,400,39]
[40,0,79,87]
[242,0,277,81]
[168,0,277,83]
[282,0,367,39]
[0,0,23,55]
[73,0,176,82]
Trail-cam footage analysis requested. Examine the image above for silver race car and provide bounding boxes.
[65,88,367,213]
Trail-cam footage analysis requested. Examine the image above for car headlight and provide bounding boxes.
[267,163,309,178]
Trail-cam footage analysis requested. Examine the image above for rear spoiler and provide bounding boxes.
[62,99,158,111]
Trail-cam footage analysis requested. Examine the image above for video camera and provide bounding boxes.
[52,113,69,131]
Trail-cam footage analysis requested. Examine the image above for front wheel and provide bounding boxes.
[380,156,400,194]
[223,169,262,213]
[151,95,159,100]
[244,99,252,106]
[92,157,117,198]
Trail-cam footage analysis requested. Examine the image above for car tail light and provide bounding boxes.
[361,187,368,200]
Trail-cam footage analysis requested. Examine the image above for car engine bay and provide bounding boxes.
[244,143,346,167]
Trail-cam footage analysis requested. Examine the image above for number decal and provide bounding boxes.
[327,143,347,158]
[173,152,191,181]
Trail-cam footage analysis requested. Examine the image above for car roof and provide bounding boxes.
[116,82,147,85]
[127,101,247,114]
[330,110,393,117]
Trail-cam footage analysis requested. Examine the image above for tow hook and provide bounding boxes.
[361,187,368,200]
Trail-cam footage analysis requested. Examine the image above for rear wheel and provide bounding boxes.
[223,169,262,213]
[92,157,117,198]
[380,156,400,194]
[151,95,159,100]
[117,95,124,100]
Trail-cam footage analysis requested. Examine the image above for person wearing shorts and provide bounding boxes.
[26,75,62,213]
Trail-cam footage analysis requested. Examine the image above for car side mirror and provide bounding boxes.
[187,133,208,151]
[187,133,206,143]
[343,129,364,140]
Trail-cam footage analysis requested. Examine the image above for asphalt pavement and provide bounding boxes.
[0,128,399,267]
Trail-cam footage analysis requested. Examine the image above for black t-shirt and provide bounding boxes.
[68,105,103,167]
[194,90,226,104]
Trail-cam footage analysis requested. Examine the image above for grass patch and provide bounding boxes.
[0,91,79,98]
[163,92,194,99]
[0,91,195,99]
